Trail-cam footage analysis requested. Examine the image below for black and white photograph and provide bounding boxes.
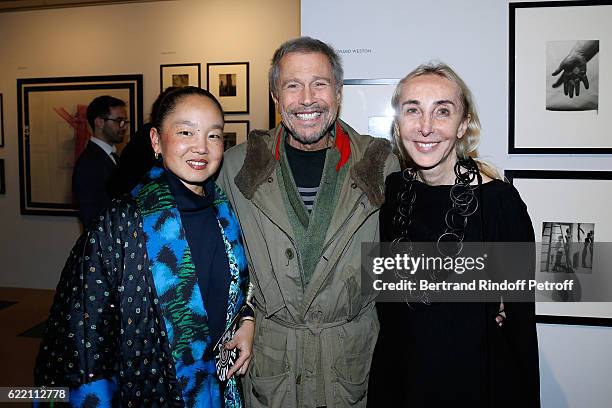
[207,62,249,114]
[223,120,249,150]
[541,222,595,273]
[506,169,612,326]
[172,73,189,88]
[546,40,599,111]
[219,73,237,96]
[509,1,612,153]
[223,131,236,150]
[340,79,397,141]
[160,63,201,92]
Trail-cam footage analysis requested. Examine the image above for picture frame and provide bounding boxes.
[207,62,249,114]
[268,91,282,129]
[0,93,4,147]
[0,159,5,194]
[505,169,612,326]
[160,63,201,91]
[340,79,399,141]
[223,120,249,151]
[17,75,143,216]
[509,1,612,153]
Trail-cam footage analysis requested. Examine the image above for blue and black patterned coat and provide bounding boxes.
[35,168,249,407]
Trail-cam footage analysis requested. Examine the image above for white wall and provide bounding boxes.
[0,0,299,289]
[302,0,612,407]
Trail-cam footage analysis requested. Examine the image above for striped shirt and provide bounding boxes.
[298,186,319,212]
[285,141,327,213]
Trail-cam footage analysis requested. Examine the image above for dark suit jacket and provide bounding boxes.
[72,141,117,227]
[107,123,156,196]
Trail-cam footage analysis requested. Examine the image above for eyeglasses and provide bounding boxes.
[102,117,130,128]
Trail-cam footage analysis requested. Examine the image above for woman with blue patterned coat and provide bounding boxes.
[35,87,254,407]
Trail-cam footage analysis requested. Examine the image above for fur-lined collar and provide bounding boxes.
[234,129,392,207]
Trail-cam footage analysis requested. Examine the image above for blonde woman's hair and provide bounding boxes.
[391,62,501,180]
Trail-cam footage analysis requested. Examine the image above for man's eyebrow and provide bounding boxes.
[281,78,301,85]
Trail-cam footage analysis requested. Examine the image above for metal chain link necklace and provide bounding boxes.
[391,157,482,304]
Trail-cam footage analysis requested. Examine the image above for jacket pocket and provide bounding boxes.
[331,313,378,406]
[333,373,368,407]
[247,370,295,408]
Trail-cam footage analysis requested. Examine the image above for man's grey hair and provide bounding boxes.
[269,36,343,98]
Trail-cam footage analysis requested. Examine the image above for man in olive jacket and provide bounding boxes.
[218,37,399,408]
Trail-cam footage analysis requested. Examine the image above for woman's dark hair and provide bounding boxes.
[150,86,178,123]
[153,87,224,130]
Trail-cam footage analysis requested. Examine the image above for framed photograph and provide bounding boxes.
[269,91,282,129]
[340,79,399,141]
[207,62,249,114]
[0,93,4,147]
[505,169,612,326]
[223,120,249,151]
[17,75,143,216]
[0,159,5,194]
[509,1,612,153]
[160,63,201,91]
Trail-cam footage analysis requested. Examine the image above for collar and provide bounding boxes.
[235,121,392,207]
[274,121,351,171]
[165,168,215,212]
[90,137,117,156]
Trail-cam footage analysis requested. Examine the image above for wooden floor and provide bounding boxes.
[0,287,55,389]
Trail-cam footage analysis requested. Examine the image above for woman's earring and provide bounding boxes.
[155,152,160,160]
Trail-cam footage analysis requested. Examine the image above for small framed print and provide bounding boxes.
[223,120,249,151]
[207,62,249,114]
[0,93,4,147]
[505,169,612,326]
[160,63,201,91]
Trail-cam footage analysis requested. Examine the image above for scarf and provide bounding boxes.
[276,123,349,285]
[132,167,248,408]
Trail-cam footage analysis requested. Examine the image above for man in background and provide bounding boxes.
[73,95,127,227]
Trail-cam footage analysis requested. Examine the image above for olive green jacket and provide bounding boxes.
[217,120,399,408]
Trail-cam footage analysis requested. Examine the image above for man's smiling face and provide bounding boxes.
[274,52,341,148]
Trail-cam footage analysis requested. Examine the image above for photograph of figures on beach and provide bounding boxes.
[541,222,594,274]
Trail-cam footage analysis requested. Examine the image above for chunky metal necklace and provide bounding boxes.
[392,157,481,303]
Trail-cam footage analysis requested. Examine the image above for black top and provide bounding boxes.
[368,172,541,408]
[166,170,230,346]
[284,141,327,188]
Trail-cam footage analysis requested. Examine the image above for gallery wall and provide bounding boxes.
[0,0,300,288]
[302,0,612,407]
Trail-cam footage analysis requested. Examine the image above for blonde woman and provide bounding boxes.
[368,63,540,407]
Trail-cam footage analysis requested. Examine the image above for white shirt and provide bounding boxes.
[90,137,118,164]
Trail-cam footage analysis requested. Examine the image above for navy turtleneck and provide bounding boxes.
[165,170,230,346]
